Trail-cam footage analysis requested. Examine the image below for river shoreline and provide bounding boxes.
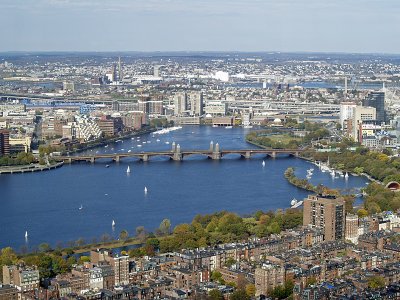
[0,162,64,174]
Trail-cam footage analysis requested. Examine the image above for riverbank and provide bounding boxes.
[0,162,63,174]
[62,127,157,156]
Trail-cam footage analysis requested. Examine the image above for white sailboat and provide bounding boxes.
[126,166,131,173]
[112,220,115,227]
[345,172,349,179]
[144,186,148,194]
[262,160,266,167]
[25,231,28,238]
[79,204,83,210]
[331,170,335,177]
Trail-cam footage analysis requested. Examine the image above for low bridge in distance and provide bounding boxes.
[54,142,304,164]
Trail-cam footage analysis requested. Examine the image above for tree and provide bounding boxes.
[357,208,368,218]
[0,247,18,265]
[119,230,129,241]
[208,289,224,300]
[245,284,256,297]
[211,271,225,284]
[136,226,146,242]
[38,243,51,253]
[368,275,386,289]
[159,219,171,236]
[78,255,91,264]
[225,257,236,268]
[230,289,250,300]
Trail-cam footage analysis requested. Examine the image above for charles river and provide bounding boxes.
[0,126,368,250]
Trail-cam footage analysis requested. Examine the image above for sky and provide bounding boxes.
[1,0,400,53]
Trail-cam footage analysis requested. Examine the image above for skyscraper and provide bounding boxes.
[339,102,356,130]
[303,194,345,242]
[173,92,187,115]
[188,92,204,116]
[0,129,10,156]
[362,92,386,123]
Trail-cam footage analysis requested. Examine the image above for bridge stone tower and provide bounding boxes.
[171,141,176,152]
[173,144,182,161]
[212,143,221,160]
[209,141,214,152]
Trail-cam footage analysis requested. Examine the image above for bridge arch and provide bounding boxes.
[182,153,212,160]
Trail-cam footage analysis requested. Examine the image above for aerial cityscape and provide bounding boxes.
[2,1,400,300]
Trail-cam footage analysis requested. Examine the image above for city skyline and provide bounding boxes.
[2,0,400,54]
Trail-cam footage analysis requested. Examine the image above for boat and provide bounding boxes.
[331,170,335,177]
[262,160,266,167]
[105,165,110,168]
[290,198,297,206]
[127,166,131,173]
[156,139,160,142]
[225,126,233,129]
[79,204,83,210]
[291,201,304,208]
[165,141,170,145]
[128,150,131,153]
[212,125,218,128]
[112,220,115,227]
[243,125,253,129]
[137,145,142,147]
[144,186,148,194]
[345,172,349,179]
[25,231,28,238]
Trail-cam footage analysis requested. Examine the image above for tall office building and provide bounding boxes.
[188,92,204,116]
[345,214,359,244]
[0,129,10,156]
[362,92,386,123]
[118,57,122,82]
[303,195,345,242]
[349,106,376,142]
[173,92,187,115]
[339,102,356,130]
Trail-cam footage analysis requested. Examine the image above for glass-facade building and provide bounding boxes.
[362,92,386,123]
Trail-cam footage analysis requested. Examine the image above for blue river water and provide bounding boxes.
[0,126,368,251]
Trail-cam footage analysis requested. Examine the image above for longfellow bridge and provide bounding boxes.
[54,143,304,164]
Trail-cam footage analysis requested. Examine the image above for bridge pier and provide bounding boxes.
[294,151,299,157]
[90,156,95,163]
[66,158,72,164]
[212,152,221,160]
[142,154,149,162]
[245,151,251,159]
[114,155,120,163]
[173,153,182,161]
[271,151,276,159]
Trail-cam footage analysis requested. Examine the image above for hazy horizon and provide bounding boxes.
[2,0,400,53]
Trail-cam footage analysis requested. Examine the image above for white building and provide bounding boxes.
[351,106,376,142]
[204,101,227,116]
[214,71,230,82]
[339,102,356,130]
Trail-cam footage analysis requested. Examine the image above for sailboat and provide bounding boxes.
[79,204,83,210]
[144,186,148,194]
[262,160,266,167]
[25,231,28,238]
[112,220,115,227]
[126,166,131,173]
[345,172,349,179]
